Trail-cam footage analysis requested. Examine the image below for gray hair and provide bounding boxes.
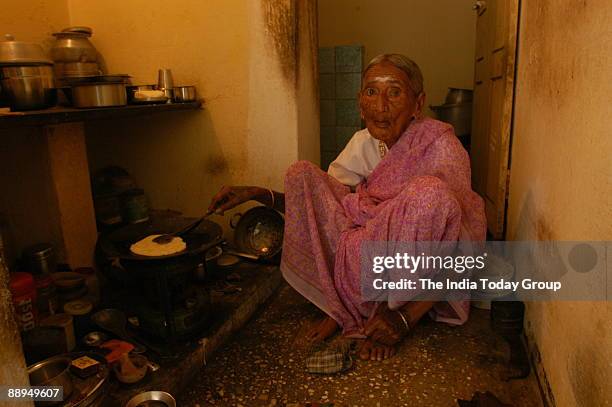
[362,54,424,96]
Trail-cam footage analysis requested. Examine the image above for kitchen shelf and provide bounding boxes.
[0,101,202,129]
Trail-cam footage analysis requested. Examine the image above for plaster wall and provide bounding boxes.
[71,0,319,227]
[507,0,612,405]
[318,0,476,112]
[69,0,251,224]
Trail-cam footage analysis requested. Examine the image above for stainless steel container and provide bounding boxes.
[173,85,196,102]
[0,34,52,65]
[125,391,176,407]
[55,61,101,78]
[430,102,473,137]
[0,65,57,110]
[157,69,174,100]
[28,356,74,405]
[444,88,473,105]
[23,243,55,275]
[51,29,98,63]
[71,82,127,108]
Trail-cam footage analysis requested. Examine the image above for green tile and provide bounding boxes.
[320,126,336,151]
[335,45,363,73]
[336,99,361,126]
[319,74,335,99]
[336,126,360,149]
[318,47,335,74]
[335,73,361,99]
[320,100,336,126]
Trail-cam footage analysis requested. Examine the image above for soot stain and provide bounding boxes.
[206,155,229,176]
[262,0,318,91]
[262,0,297,85]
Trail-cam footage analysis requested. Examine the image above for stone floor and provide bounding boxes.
[178,284,544,407]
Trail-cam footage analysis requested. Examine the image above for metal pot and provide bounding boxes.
[444,88,473,105]
[0,65,56,110]
[71,82,127,108]
[230,206,284,260]
[125,391,176,407]
[28,355,73,405]
[0,34,52,65]
[51,29,98,63]
[430,103,473,137]
[55,61,101,78]
[173,85,197,102]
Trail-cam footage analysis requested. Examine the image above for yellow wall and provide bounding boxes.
[69,0,251,220]
[507,0,612,406]
[318,0,476,111]
[69,0,319,228]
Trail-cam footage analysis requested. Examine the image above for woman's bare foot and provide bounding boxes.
[304,316,339,343]
[358,338,396,361]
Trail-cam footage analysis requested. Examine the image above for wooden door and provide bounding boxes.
[470,0,520,239]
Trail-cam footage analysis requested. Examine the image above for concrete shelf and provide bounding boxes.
[0,101,202,130]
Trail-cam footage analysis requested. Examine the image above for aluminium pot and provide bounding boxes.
[0,65,57,110]
[0,34,52,65]
[27,355,73,405]
[430,102,473,137]
[71,82,127,108]
[51,29,99,63]
[444,87,473,105]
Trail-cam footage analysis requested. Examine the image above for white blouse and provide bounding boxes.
[327,128,387,187]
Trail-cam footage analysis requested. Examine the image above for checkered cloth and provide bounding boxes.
[305,342,352,374]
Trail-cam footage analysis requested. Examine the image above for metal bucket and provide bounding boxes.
[430,102,472,137]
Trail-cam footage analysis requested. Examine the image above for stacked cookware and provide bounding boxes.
[51,26,104,86]
[51,26,131,108]
[0,34,56,110]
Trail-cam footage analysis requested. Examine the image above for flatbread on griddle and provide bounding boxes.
[130,234,187,257]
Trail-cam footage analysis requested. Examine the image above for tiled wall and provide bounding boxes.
[319,45,364,170]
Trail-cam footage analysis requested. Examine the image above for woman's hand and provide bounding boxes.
[208,186,262,215]
[364,305,409,346]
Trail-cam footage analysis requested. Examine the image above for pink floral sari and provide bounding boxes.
[280,118,486,336]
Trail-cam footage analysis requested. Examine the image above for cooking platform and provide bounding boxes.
[100,261,282,406]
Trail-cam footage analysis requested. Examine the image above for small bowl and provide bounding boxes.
[125,391,176,407]
[113,354,148,384]
[172,85,196,102]
[28,356,73,405]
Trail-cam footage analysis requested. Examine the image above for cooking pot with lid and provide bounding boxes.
[51,27,99,63]
[0,34,52,65]
[0,65,56,110]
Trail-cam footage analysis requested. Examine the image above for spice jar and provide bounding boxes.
[23,243,56,275]
[9,272,37,332]
[41,313,75,351]
[35,274,58,318]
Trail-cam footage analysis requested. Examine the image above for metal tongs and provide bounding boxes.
[152,210,213,244]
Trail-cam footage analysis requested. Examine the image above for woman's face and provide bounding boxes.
[359,61,425,147]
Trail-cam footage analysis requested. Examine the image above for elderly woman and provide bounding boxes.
[209,54,486,360]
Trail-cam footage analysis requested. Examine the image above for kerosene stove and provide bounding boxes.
[96,214,223,343]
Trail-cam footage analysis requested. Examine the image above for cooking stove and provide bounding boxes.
[96,214,223,344]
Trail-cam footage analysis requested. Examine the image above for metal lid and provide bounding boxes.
[0,34,53,65]
[23,243,53,258]
[61,26,93,36]
[64,299,93,316]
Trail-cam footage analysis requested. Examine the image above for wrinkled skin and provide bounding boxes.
[359,61,425,148]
